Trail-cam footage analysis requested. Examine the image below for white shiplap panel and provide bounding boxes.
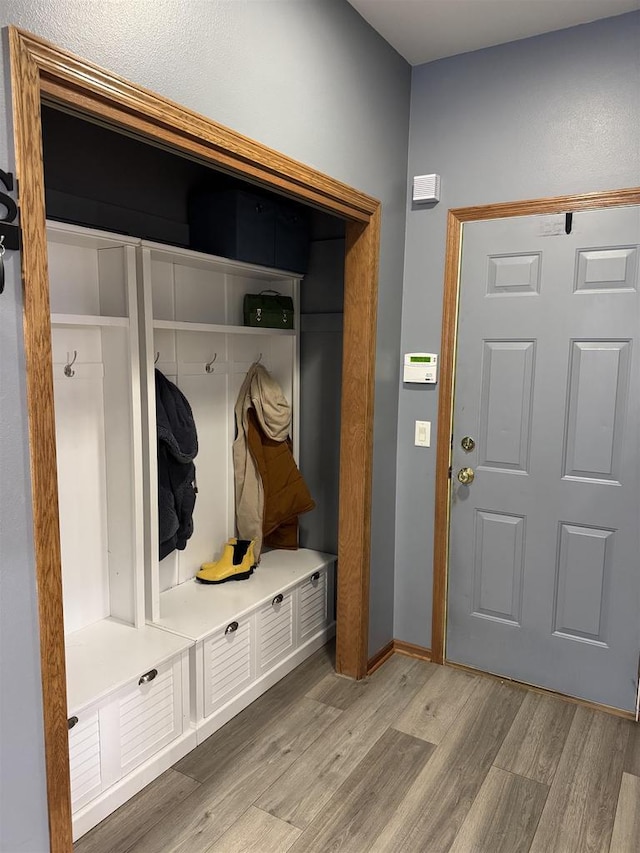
[54,360,110,635]
[258,594,294,673]
[175,369,229,586]
[69,711,102,811]
[299,571,328,642]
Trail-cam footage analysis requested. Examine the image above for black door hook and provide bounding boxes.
[565,212,573,235]
[0,235,5,295]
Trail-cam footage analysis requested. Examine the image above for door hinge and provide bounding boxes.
[636,651,640,722]
[448,465,452,479]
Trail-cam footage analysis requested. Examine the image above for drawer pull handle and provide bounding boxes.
[311,572,321,582]
[67,716,78,730]
[272,594,284,606]
[225,621,239,634]
[138,668,158,685]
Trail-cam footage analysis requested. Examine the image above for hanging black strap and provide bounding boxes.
[0,237,5,295]
[565,212,573,235]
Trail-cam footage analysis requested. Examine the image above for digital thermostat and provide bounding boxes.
[403,353,438,384]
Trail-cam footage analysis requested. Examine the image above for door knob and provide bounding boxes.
[457,467,475,485]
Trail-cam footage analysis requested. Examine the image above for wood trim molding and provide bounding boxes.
[393,640,432,663]
[431,209,463,665]
[7,26,380,851]
[367,640,432,674]
[8,28,73,853]
[451,188,640,222]
[337,209,381,678]
[14,28,378,223]
[367,641,394,675]
[432,187,640,668]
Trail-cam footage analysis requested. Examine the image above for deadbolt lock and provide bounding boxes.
[461,436,475,452]
[457,467,475,485]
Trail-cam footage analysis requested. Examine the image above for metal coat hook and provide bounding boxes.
[257,353,263,364]
[64,351,78,378]
[154,352,160,364]
[205,353,217,374]
[0,236,5,295]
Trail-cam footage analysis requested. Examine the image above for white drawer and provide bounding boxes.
[203,617,253,717]
[257,590,294,674]
[298,568,329,643]
[68,709,102,811]
[116,657,183,777]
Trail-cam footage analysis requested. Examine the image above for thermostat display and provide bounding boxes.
[404,353,438,383]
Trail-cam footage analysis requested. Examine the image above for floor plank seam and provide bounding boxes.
[524,780,552,853]
[174,768,202,784]
[245,707,346,823]
[525,811,547,853]
[605,780,624,853]
[252,804,302,832]
[490,763,551,787]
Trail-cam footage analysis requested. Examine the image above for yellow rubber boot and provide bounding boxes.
[196,539,256,584]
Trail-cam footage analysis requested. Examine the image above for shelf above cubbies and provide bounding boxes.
[65,618,193,713]
[152,319,294,336]
[142,239,303,280]
[154,548,335,644]
[51,313,130,327]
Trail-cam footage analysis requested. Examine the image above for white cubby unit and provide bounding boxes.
[138,240,302,619]
[48,223,194,842]
[48,222,144,637]
[48,222,336,841]
[138,240,335,742]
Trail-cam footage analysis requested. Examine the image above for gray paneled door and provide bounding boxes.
[447,206,640,712]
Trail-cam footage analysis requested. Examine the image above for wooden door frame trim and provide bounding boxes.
[8,26,379,851]
[432,187,640,665]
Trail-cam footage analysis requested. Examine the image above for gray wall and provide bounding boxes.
[395,12,640,647]
[0,2,410,849]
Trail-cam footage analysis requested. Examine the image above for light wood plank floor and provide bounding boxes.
[76,645,639,853]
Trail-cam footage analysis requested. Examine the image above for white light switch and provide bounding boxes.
[415,420,431,447]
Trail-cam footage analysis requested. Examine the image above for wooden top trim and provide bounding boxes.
[452,188,640,222]
[9,27,378,223]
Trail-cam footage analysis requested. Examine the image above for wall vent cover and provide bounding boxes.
[413,174,441,204]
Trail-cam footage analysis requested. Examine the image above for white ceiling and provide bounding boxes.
[346,0,640,65]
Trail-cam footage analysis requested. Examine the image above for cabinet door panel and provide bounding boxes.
[257,592,294,674]
[117,658,183,777]
[203,618,253,717]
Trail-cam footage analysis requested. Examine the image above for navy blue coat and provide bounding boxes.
[155,370,198,560]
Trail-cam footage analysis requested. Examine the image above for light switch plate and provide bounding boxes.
[415,420,431,447]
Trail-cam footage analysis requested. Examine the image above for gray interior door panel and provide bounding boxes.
[447,206,640,712]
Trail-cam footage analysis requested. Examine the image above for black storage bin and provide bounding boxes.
[189,189,309,273]
[275,204,310,273]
